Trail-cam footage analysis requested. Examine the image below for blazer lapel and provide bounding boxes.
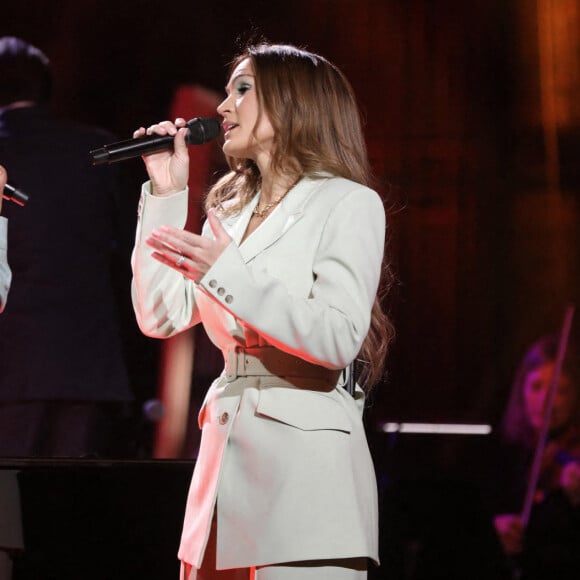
[236,175,330,264]
[219,199,256,246]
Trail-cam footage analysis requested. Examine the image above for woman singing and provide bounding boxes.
[131,42,394,580]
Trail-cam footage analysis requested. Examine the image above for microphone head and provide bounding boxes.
[185,117,221,145]
[4,183,29,206]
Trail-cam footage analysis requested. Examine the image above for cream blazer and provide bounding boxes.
[131,174,385,570]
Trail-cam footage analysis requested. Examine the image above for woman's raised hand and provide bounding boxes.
[146,208,232,283]
[133,118,190,196]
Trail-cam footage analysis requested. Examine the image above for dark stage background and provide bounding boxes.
[2,1,580,578]
[2,0,580,454]
[0,0,580,454]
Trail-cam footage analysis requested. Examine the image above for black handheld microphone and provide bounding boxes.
[2,183,29,206]
[89,117,221,166]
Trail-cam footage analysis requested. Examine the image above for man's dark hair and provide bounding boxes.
[0,36,52,107]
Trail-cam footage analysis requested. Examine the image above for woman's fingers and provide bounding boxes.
[146,228,205,268]
[145,224,229,283]
[146,120,177,136]
[134,118,186,139]
[148,244,205,281]
[149,226,201,252]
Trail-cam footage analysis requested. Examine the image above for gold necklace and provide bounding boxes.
[252,178,300,219]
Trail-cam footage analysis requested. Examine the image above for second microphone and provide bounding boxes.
[90,117,221,166]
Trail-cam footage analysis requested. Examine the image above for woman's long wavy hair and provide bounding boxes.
[501,334,580,448]
[206,43,395,390]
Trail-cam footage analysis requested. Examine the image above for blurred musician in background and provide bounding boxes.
[490,334,580,580]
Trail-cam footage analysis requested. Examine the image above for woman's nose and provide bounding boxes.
[217,96,230,114]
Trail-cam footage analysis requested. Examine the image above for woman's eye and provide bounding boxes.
[236,83,251,95]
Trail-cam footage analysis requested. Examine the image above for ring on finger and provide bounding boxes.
[176,255,186,267]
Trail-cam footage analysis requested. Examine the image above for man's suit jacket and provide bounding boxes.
[0,106,131,402]
[132,174,385,569]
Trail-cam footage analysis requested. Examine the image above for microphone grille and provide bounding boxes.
[186,117,221,145]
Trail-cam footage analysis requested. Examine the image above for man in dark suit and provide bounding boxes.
[0,36,134,457]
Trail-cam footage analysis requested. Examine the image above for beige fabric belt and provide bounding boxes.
[223,346,342,383]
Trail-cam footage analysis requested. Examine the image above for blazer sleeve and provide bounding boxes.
[0,217,11,313]
[198,184,386,369]
[131,182,202,337]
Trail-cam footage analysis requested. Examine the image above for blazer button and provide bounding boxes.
[225,295,233,304]
[208,279,217,288]
[219,412,229,425]
[217,287,225,296]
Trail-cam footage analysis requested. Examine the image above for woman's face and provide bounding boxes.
[217,57,275,164]
[523,362,577,432]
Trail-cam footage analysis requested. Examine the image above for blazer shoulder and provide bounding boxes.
[313,175,380,199]
[306,176,384,216]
